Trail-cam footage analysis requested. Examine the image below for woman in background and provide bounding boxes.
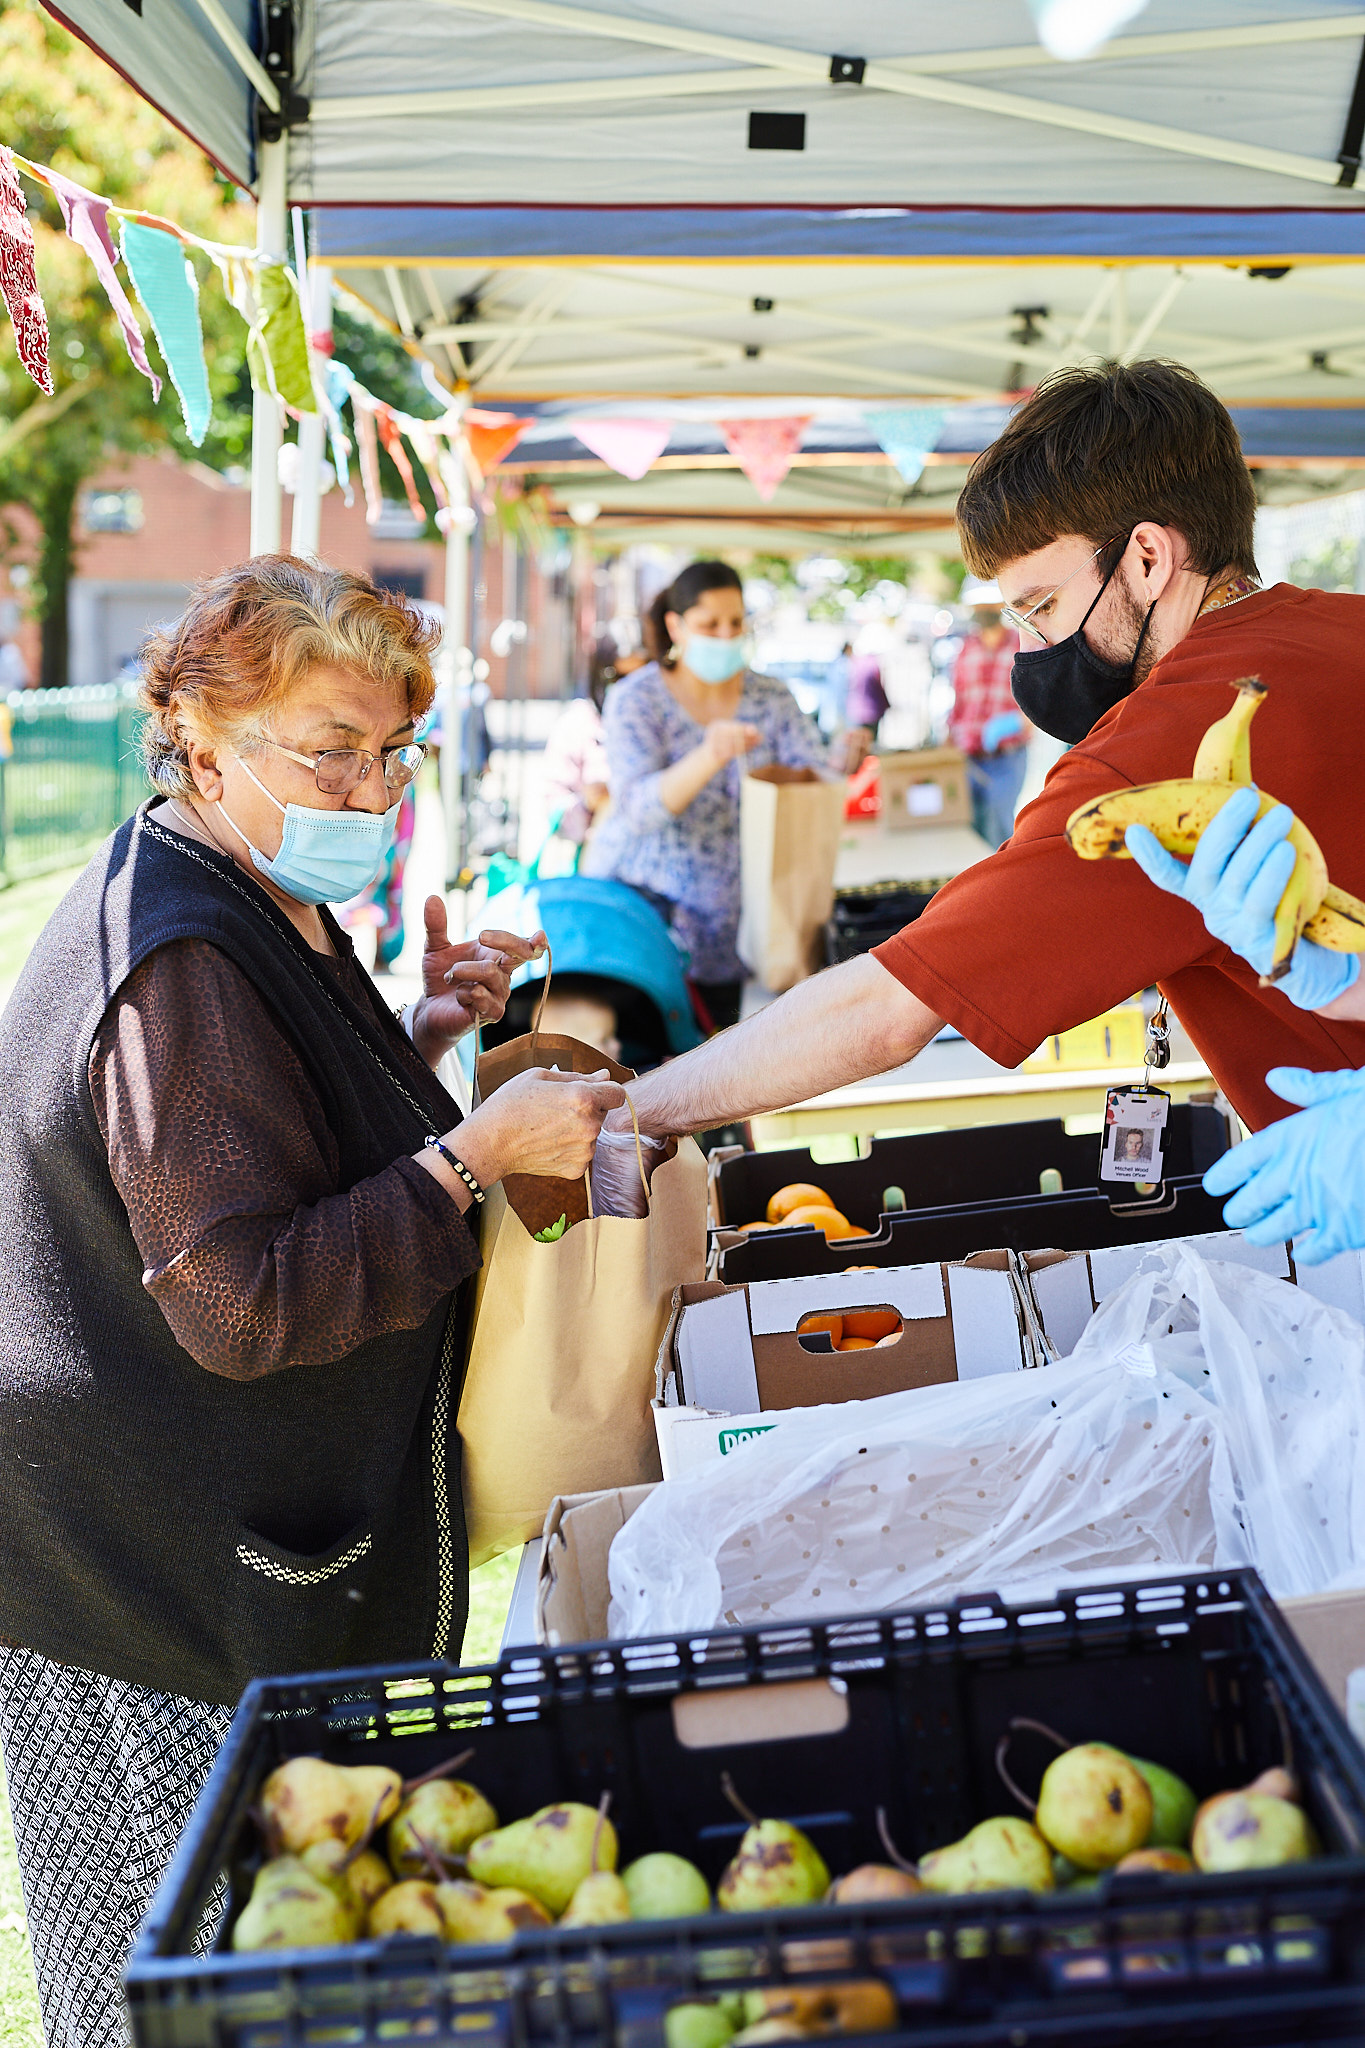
[585,560,860,1031]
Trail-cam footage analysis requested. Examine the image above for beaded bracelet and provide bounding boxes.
[425,1134,485,1205]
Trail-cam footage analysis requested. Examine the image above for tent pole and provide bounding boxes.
[439,411,472,897]
[291,261,332,559]
[250,135,289,557]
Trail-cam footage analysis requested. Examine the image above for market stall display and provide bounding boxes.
[125,1571,1365,2048]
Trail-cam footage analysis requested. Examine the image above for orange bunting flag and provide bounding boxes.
[464,408,529,480]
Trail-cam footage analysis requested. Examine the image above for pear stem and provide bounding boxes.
[591,1790,613,1874]
[875,1806,917,1876]
[720,1773,759,1828]
[340,1790,391,1871]
[994,1718,1070,1816]
[409,1825,457,1885]
[403,1746,476,1795]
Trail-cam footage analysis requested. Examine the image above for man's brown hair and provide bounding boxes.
[956,359,1257,582]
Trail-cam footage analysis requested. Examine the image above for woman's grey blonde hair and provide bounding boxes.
[139,555,441,800]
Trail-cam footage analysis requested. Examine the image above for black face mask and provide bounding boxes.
[1011,556,1156,745]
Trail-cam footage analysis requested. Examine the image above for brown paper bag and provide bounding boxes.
[737,765,847,993]
[457,1018,708,1565]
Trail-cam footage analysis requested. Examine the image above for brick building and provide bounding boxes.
[2,450,572,696]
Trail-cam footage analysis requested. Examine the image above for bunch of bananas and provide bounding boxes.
[1065,678,1365,980]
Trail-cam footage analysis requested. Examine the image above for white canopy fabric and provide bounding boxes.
[40,0,1365,213]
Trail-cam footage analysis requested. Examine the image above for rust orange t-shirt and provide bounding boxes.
[873,583,1365,1131]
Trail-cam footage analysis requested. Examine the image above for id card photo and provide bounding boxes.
[1100,1087,1168,1184]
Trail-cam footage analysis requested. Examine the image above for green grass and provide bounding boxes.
[0,1554,520,2047]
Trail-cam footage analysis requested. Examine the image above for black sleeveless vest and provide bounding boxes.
[0,803,471,1704]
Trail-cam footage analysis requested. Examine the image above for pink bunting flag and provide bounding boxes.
[407,422,449,512]
[569,417,671,481]
[718,415,811,501]
[45,166,160,401]
[350,399,384,527]
[0,148,52,395]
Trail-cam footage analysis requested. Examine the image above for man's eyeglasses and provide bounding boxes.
[999,540,1115,640]
[264,737,427,797]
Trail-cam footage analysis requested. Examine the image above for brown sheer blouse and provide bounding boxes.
[88,937,479,1381]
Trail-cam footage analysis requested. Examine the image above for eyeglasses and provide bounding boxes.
[264,738,427,797]
[999,540,1115,640]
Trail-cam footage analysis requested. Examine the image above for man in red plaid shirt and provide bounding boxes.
[948,584,1029,848]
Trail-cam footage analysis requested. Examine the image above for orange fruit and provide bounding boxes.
[737,1220,772,1232]
[767,1182,833,1225]
[842,1309,901,1342]
[797,1312,843,1347]
[836,1336,876,1351]
[781,1204,860,1239]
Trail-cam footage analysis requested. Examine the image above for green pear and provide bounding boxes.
[259,1756,402,1854]
[467,1804,618,1918]
[1127,1756,1198,1849]
[367,1880,445,1938]
[826,1863,922,1903]
[729,2023,808,2045]
[717,1821,829,1914]
[664,2004,738,2048]
[231,1855,358,1951]
[300,1838,392,1918]
[561,1870,633,1926]
[623,1852,711,1920]
[918,1817,1053,1895]
[1191,1792,1319,1873]
[435,1878,552,1942]
[1035,1745,1152,1871]
[387,1779,499,1878]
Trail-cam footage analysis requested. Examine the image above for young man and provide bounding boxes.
[613,359,1365,1146]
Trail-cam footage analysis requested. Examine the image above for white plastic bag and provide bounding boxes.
[1070,1243,1365,1598]
[607,1349,1225,1638]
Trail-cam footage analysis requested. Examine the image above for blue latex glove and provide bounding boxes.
[1203,1065,1365,1263]
[1125,784,1360,1012]
[980,710,1024,754]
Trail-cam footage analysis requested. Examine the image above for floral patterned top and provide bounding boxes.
[583,661,829,983]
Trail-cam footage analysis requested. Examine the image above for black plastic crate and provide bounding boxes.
[709,1103,1231,1236]
[126,1571,1365,2048]
[717,1172,1232,1282]
[825,881,947,965]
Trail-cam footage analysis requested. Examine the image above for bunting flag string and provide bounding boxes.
[0,146,51,396]
[718,415,811,501]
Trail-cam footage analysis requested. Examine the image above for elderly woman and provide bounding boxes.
[584,560,863,1030]
[0,558,622,2048]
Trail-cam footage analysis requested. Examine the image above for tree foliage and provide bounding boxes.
[0,0,253,681]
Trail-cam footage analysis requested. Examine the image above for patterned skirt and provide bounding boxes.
[0,1646,231,2048]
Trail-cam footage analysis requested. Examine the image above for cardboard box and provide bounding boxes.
[537,1484,1365,1720]
[877,746,971,830]
[653,1252,1037,1478]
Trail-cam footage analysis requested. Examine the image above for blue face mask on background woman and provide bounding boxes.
[683,634,748,685]
[217,756,397,906]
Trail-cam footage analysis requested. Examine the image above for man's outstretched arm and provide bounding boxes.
[625,954,943,1137]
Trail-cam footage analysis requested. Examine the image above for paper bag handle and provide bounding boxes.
[529,941,553,1058]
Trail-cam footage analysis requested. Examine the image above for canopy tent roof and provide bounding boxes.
[42,1,1365,214]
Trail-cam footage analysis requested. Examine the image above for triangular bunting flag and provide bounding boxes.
[376,405,427,524]
[120,221,211,446]
[253,261,316,414]
[465,408,528,480]
[349,393,384,526]
[46,165,160,401]
[0,148,52,395]
[718,415,810,501]
[862,405,949,486]
[569,417,671,480]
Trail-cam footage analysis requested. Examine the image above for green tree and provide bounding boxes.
[0,0,253,684]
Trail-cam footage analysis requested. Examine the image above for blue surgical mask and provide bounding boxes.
[217,756,397,906]
[683,633,748,685]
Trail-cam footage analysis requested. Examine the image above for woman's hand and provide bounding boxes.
[703,719,762,771]
[408,897,547,1064]
[421,1067,628,1201]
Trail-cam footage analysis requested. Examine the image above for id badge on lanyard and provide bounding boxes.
[1098,998,1171,1192]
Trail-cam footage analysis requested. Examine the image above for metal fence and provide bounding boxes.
[0,682,150,885]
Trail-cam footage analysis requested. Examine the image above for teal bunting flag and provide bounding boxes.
[862,405,950,487]
[120,220,211,446]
